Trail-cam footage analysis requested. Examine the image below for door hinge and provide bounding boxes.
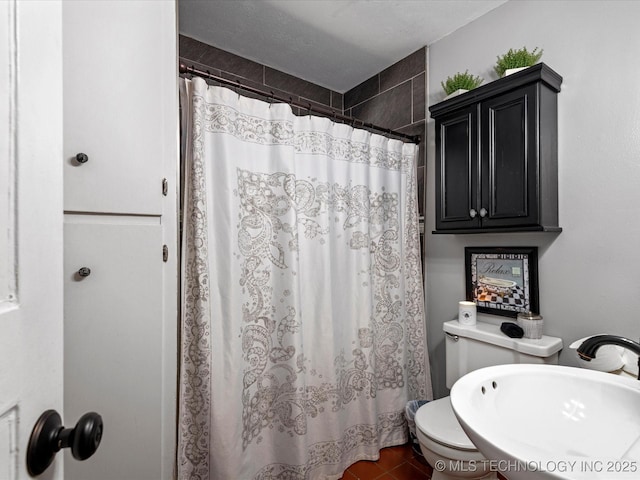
[162,178,168,196]
[163,245,168,262]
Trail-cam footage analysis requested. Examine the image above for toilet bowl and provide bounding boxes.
[415,398,496,480]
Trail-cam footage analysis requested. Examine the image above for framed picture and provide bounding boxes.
[465,247,539,318]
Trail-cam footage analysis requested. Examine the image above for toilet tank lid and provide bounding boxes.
[443,320,563,357]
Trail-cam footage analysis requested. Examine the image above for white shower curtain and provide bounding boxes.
[178,77,432,480]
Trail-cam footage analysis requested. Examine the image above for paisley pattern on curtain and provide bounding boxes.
[178,77,432,480]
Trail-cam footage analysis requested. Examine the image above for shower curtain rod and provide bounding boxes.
[179,63,421,144]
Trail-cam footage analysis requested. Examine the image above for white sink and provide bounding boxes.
[450,364,640,479]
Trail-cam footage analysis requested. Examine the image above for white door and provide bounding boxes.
[0,1,64,479]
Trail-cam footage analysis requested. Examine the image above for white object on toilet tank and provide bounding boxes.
[458,301,477,326]
[444,320,563,389]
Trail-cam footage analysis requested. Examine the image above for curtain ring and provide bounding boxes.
[236,80,241,99]
[269,91,274,108]
[307,103,313,117]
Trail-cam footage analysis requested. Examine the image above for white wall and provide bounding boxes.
[426,0,640,397]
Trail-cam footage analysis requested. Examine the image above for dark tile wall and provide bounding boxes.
[344,47,427,226]
[179,35,343,116]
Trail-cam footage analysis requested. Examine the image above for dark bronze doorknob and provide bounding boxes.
[26,409,103,476]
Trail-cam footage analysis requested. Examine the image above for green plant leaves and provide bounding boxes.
[440,70,484,95]
[439,46,544,97]
[494,47,543,77]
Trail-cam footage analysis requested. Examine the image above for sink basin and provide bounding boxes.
[450,364,640,479]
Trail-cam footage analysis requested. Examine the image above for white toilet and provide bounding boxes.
[415,320,563,480]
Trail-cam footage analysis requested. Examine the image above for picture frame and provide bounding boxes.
[465,247,539,318]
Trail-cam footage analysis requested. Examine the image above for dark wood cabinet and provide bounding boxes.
[430,63,562,233]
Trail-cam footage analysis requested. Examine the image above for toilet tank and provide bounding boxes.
[444,320,563,389]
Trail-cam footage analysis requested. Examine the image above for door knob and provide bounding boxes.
[479,207,488,218]
[469,208,477,218]
[26,409,103,477]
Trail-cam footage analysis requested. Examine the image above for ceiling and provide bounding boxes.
[178,0,509,93]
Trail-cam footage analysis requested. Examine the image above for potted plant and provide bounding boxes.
[494,46,543,77]
[441,70,483,99]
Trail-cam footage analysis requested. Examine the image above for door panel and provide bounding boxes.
[490,98,526,215]
[435,106,479,230]
[481,85,539,227]
[63,1,167,215]
[64,221,163,480]
[0,1,64,479]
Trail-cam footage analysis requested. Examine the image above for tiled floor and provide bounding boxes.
[338,442,432,480]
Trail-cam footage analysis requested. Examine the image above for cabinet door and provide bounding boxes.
[435,105,479,230]
[480,85,539,227]
[63,1,169,215]
[64,221,163,480]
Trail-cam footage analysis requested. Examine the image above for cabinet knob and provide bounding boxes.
[469,209,477,218]
[479,208,488,218]
[75,153,89,164]
[78,267,91,277]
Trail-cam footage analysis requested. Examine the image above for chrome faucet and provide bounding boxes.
[577,335,640,380]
